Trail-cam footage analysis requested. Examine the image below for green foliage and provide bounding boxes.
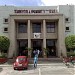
[26,47,33,51]
[0,36,10,52]
[43,48,48,54]
[0,53,7,58]
[65,35,75,49]
[67,52,75,57]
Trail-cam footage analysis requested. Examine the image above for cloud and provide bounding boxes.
[41,0,75,6]
[0,0,43,6]
[0,0,74,6]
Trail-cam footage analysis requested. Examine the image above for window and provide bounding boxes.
[18,22,27,33]
[66,27,69,30]
[4,18,8,23]
[46,22,55,33]
[32,23,41,33]
[65,27,70,32]
[65,18,68,21]
[47,40,55,46]
[65,18,70,22]
[3,27,8,32]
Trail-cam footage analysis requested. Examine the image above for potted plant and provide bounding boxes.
[60,50,64,58]
[26,47,33,58]
[43,48,48,58]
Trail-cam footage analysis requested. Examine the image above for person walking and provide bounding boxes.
[33,55,38,68]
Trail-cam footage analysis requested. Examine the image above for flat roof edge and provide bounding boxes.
[10,13,63,16]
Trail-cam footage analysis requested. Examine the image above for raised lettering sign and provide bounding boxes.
[14,9,58,13]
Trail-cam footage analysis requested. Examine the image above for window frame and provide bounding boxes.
[3,27,8,33]
[65,17,70,23]
[32,23,41,33]
[65,27,70,32]
[46,22,55,33]
[18,22,27,33]
[3,18,8,24]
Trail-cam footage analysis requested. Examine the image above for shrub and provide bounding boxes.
[65,35,75,50]
[0,53,7,58]
[0,36,10,53]
[67,52,75,57]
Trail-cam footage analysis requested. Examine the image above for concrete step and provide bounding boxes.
[29,58,63,64]
[3,57,63,65]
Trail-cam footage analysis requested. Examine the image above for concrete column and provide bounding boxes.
[28,20,31,48]
[43,19,46,48]
[58,16,66,57]
[8,18,17,58]
[28,20,31,57]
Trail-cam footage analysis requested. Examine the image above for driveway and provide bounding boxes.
[0,63,75,75]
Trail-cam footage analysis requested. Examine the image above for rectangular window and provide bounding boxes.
[46,22,55,33]
[66,27,69,30]
[18,22,27,33]
[47,40,55,46]
[3,18,8,23]
[65,18,70,23]
[3,27,8,32]
[32,23,41,33]
[65,27,70,32]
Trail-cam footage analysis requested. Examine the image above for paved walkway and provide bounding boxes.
[0,58,75,68]
[0,58,75,75]
[0,63,75,75]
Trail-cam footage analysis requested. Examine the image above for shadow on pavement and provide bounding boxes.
[0,68,3,72]
[28,65,36,70]
[13,65,36,71]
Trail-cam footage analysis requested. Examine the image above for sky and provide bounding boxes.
[0,0,75,6]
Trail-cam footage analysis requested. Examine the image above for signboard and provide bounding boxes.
[34,33,41,38]
[14,9,58,13]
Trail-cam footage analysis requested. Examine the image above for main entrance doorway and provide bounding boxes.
[17,40,28,56]
[46,39,56,57]
[31,39,43,57]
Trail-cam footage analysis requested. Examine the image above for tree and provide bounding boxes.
[65,35,75,51]
[0,36,10,53]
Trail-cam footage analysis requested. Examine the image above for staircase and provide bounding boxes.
[6,57,63,65]
[29,57,63,64]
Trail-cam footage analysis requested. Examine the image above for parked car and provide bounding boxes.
[13,56,28,70]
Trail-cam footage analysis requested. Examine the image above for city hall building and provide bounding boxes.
[0,5,74,58]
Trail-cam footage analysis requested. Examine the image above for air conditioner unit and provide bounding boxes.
[34,33,41,38]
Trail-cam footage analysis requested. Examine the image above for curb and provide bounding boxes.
[0,64,65,67]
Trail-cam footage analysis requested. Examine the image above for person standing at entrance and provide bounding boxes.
[33,55,38,68]
[37,49,40,57]
[33,49,38,56]
[51,49,54,56]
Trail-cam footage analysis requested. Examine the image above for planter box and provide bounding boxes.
[43,55,47,58]
[0,58,7,64]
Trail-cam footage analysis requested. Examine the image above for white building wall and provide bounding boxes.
[74,6,75,34]
[58,5,74,36]
[0,6,14,38]
[0,5,75,38]
[0,6,57,38]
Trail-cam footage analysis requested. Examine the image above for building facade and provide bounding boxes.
[0,5,74,58]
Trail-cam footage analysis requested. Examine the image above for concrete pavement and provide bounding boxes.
[0,63,75,75]
[0,58,75,75]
